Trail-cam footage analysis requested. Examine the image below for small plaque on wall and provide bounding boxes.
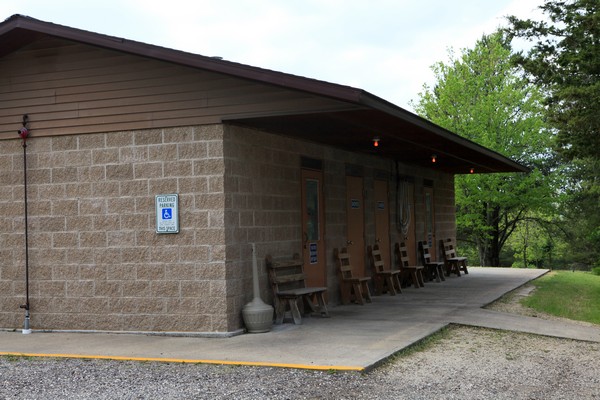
[155,194,179,233]
[309,243,318,264]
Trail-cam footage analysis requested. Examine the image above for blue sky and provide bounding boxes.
[2,0,545,110]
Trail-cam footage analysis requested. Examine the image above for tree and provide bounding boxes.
[506,211,569,269]
[412,31,555,266]
[506,0,600,161]
[507,0,600,268]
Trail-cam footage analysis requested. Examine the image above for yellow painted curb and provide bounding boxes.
[0,352,364,372]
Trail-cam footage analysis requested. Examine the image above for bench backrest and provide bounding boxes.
[334,247,355,279]
[418,241,433,264]
[394,242,412,268]
[266,255,307,294]
[440,238,458,260]
[367,244,386,273]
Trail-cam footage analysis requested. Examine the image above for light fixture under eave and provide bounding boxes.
[431,154,437,163]
[470,167,475,174]
[372,137,380,147]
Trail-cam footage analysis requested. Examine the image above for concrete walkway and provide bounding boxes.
[1,268,599,372]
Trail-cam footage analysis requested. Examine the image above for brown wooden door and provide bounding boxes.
[398,181,417,264]
[346,176,365,276]
[424,186,436,260]
[301,169,326,287]
[374,180,391,268]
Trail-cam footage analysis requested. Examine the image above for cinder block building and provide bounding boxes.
[0,15,526,335]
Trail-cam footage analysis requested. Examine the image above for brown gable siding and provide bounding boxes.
[0,37,358,140]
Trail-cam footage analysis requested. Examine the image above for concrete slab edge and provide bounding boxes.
[480,268,550,309]
[362,323,452,373]
[449,320,600,344]
[0,351,364,372]
[0,328,246,338]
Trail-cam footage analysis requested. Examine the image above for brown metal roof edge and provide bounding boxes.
[1,14,528,173]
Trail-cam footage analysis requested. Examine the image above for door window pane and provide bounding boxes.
[425,192,433,246]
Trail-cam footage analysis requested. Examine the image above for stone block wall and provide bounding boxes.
[222,124,457,315]
[1,122,457,333]
[0,125,229,333]
[430,174,457,259]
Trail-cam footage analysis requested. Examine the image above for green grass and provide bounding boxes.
[0,354,35,362]
[383,326,451,363]
[522,271,600,325]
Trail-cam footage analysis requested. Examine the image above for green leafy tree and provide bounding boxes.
[507,0,599,161]
[412,31,555,266]
[507,0,600,268]
[506,212,569,269]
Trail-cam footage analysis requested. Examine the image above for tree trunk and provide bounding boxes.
[479,204,501,267]
[523,220,529,268]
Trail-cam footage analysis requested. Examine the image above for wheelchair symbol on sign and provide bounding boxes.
[162,208,172,220]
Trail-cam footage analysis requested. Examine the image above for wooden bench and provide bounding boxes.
[440,238,468,276]
[394,242,425,288]
[333,247,372,305]
[367,244,402,295]
[418,241,445,282]
[266,255,329,325]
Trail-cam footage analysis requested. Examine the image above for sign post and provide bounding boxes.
[155,194,179,233]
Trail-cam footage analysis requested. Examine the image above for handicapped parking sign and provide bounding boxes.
[155,194,179,233]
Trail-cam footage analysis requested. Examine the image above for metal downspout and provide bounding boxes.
[18,115,31,334]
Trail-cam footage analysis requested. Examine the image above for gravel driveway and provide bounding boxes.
[2,286,599,399]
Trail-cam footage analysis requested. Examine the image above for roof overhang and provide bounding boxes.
[227,108,527,174]
[0,14,528,174]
